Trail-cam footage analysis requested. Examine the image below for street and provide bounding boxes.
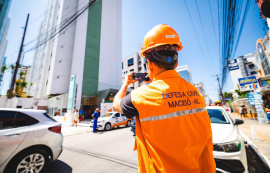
[44,127,138,173]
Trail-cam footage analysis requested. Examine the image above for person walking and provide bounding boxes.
[243,105,247,119]
[239,105,244,120]
[92,108,99,133]
[113,24,215,172]
[73,109,79,127]
[79,108,84,121]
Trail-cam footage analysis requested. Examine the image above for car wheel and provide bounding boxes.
[5,149,49,173]
[104,123,111,131]
[126,120,131,127]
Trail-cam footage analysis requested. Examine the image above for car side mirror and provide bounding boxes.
[112,116,115,118]
[234,119,244,125]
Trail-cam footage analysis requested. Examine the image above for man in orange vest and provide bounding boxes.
[113,24,216,172]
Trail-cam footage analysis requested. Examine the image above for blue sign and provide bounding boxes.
[228,59,239,71]
[247,92,262,105]
[238,76,258,86]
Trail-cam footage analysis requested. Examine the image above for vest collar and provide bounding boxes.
[153,70,179,81]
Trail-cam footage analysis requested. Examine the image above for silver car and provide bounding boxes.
[0,108,63,173]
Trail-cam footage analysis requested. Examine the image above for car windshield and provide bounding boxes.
[101,112,114,117]
[207,109,230,124]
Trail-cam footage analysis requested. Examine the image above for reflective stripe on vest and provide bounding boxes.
[140,107,207,122]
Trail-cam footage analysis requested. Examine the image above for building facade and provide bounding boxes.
[122,52,146,89]
[29,0,122,116]
[228,53,259,91]
[175,65,192,83]
[0,0,11,79]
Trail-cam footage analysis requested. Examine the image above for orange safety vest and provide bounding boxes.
[131,70,216,173]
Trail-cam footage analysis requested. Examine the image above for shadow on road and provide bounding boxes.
[92,126,131,134]
[43,160,72,173]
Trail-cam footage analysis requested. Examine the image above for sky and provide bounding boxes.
[1,0,267,102]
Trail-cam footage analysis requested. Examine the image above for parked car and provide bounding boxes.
[131,117,136,135]
[90,112,132,131]
[207,106,248,173]
[0,108,63,173]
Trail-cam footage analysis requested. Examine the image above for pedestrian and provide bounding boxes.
[106,108,112,117]
[73,109,79,127]
[112,24,215,172]
[239,105,244,120]
[79,108,84,121]
[243,105,247,119]
[92,108,99,133]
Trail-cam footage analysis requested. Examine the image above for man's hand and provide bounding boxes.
[123,72,137,87]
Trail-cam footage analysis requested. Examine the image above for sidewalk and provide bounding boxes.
[59,119,93,136]
[229,112,270,162]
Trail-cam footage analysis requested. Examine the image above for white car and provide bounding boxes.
[0,108,63,173]
[206,106,248,173]
[90,112,132,131]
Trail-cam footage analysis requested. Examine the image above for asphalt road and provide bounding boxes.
[44,127,138,173]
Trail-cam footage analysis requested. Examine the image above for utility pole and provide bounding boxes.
[8,14,29,99]
[212,74,224,104]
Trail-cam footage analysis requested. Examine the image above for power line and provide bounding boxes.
[207,0,218,50]
[24,0,90,49]
[183,0,213,75]
[24,0,98,53]
[194,0,216,71]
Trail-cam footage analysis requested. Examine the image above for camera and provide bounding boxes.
[131,73,149,81]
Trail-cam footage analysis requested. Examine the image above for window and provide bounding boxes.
[15,112,39,127]
[138,61,141,66]
[207,109,230,124]
[122,62,123,69]
[130,69,134,72]
[0,111,16,130]
[43,113,57,122]
[128,58,134,67]
[248,64,255,68]
[114,113,120,117]
[138,67,142,72]
[250,71,257,75]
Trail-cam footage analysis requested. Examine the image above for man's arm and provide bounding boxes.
[113,72,135,113]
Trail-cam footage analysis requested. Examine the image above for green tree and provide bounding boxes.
[1,65,7,74]
[19,71,25,77]
[10,64,15,70]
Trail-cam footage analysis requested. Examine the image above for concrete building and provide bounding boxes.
[175,65,192,83]
[194,82,205,98]
[0,0,11,77]
[228,53,259,91]
[122,52,146,89]
[29,0,122,116]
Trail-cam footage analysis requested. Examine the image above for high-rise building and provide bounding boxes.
[122,53,146,89]
[29,0,122,115]
[175,65,192,83]
[194,82,205,97]
[0,0,11,76]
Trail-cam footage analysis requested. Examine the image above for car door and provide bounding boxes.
[0,111,31,167]
[112,113,121,126]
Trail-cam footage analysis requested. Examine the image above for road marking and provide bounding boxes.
[243,124,270,144]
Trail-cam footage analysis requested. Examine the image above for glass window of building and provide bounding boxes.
[128,58,134,67]
[258,42,270,75]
